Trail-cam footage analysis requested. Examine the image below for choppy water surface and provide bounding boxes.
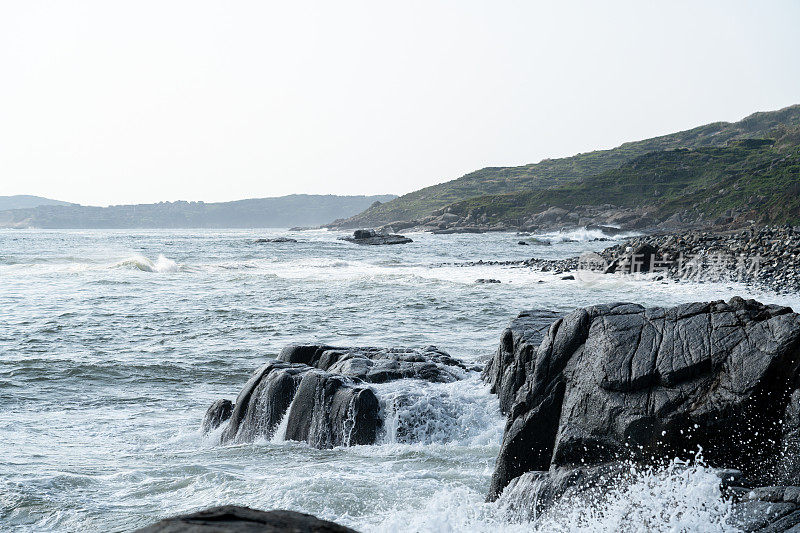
[2,228,799,532]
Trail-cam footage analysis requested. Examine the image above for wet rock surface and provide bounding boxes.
[482,310,562,414]
[339,229,412,245]
[204,345,474,447]
[277,345,472,383]
[487,298,800,508]
[134,505,358,532]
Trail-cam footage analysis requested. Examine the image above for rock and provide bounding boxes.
[278,345,470,383]
[206,345,473,447]
[475,278,501,284]
[215,360,380,447]
[284,369,380,448]
[560,275,575,280]
[340,229,412,245]
[254,237,298,243]
[133,505,358,532]
[482,310,563,414]
[201,399,233,432]
[488,298,800,500]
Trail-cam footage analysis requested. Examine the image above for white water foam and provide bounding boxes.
[113,254,179,273]
[374,375,504,446]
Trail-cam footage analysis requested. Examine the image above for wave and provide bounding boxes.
[534,228,642,243]
[375,376,504,446]
[112,254,179,273]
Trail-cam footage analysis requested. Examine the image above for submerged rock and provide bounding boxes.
[201,399,233,432]
[488,298,800,501]
[339,229,412,245]
[134,505,358,532]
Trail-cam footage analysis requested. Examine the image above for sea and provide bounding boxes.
[3,228,799,532]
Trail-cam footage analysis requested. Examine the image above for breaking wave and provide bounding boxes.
[113,254,179,273]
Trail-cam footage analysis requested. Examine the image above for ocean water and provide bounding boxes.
[2,228,799,532]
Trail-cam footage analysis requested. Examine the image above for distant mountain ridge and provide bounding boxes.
[0,194,396,229]
[0,195,74,211]
[329,104,800,229]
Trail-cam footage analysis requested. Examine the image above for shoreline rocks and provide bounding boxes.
[484,297,800,531]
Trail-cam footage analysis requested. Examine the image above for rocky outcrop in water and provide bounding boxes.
[339,229,412,245]
[255,237,298,243]
[487,298,800,506]
[134,505,358,532]
[482,310,562,414]
[204,345,473,448]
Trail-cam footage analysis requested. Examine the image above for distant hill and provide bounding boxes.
[0,194,397,229]
[330,104,800,228]
[446,128,800,228]
[0,195,74,211]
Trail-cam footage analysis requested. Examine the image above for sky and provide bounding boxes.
[1,1,799,206]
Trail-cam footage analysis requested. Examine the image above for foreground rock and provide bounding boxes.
[339,229,412,245]
[204,345,472,447]
[482,310,562,414]
[134,505,358,532]
[487,298,800,505]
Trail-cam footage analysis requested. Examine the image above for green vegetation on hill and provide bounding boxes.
[332,105,800,227]
[448,129,800,226]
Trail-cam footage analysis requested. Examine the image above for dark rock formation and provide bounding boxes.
[278,345,470,383]
[204,345,473,448]
[339,229,412,245]
[213,361,379,447]
[283,370,380,448]
[482,310,563,415]
[134,505,358,532]
[255,237,298,243]
[201,399,233,432]
[488,298,800,501]
[475,278,501,284]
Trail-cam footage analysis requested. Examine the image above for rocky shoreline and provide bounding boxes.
[139,297,800,531]
[448,225,800,295]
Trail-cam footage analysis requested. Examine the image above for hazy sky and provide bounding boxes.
[1,1,799,206]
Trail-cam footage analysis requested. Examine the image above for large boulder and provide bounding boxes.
[134,505,358,532]
[481,310,562,414]
[205,345,475,448]
[488,298,800,500]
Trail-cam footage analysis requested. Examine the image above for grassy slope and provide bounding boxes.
[335,104,800,227]
[448,131,800,226]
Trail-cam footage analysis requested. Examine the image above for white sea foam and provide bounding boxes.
[375,375,504,446]
[113,254,179,273]
[534,228,642,243]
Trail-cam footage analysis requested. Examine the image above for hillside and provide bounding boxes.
[445,130,800,229]
[330,104,800,228]
[0,194,396,229]
[0,195,73,211]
